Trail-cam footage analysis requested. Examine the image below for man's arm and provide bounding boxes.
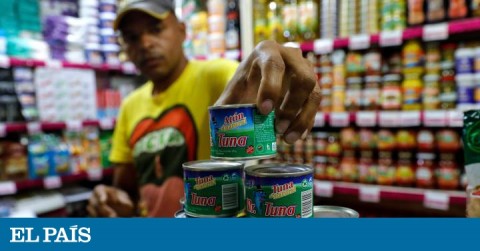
[112,163,139,205]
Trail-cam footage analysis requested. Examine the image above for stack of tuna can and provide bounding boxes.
[178,104,314,218]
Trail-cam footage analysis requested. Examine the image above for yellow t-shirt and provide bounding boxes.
[110,59,238,186]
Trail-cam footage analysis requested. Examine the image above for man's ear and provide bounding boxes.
[178,22,186,41]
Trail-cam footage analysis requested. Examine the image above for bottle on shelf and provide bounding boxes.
[267,0,284,43]
[225,0,240,51]
[298,0,319,41]
[282,0,299,41]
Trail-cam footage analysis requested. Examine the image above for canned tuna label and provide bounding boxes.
[183,161,244,217]
[244,164,313,218]
[209,105,276,160]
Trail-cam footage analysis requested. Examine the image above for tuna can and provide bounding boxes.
[313,206,359,218]
[209,104,276,160]
[183,160,245,218]
[179,197,185,209]
[174,210,188,218]
[244,163,313,218]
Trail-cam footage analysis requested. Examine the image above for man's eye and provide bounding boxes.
[124,34,139,43]
[149,25,163,34]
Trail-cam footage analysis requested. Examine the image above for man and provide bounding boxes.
[87,0,320,217]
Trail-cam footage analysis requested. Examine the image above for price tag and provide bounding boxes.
[99,118,114,130]
[380,30,403,47]
[314,181,334,197]
[423,110,447,127]
[0,181,17,195]
[359,185,380,203]
[284,42,300,48]
[43,176,62,190]
[87,168,103,181]
[329,112,350,127]
[0,55,10,68]
[45,59,63,69]
[0,123,6,137]
[27,122,42,135]
[447,110,464,127]
[356,111,377,127]
[225,50,241,60]
[400,111,421,127]
[379,111,400,127]
[121,62,137,74]
[314,39,334,55]
[423,23,449,41]
[66,120,83,131]
[424,191,449,210]
[314,112,325,127]
[349,34,370,50]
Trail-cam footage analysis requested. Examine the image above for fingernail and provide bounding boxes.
[285,132,300,143]
[276,120,290,134]
[261,99,274,114]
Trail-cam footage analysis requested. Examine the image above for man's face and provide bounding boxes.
[119,11,186,80]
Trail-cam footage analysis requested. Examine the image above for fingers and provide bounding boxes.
[254,41,285,114]
[282,84,321,144]
[88,185,120,217]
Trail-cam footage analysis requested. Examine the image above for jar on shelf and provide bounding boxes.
[345,77,363,112]
[358,151,377,184]
[320,89,332,112]
[326,156,341,181]
[326,133,342,157]
[439,62,457,109]
[425,42,441,74]
[402,73,423,111]
[395,151,416,187]
[332,86,346,112]
[340,127,359,150]
[436,129,461,152]
[403,40,424,70]
[364,48,382,75]
[408,0,425,26]
[456,74,475,107]
[304,134,314,163]
[381,74,402,110]
[455,47,475,74]
[437,153,460,190]
[359,128,377,150]
[449,0,468,19]
[426,0,446,23]
[377,151,396,186]
[363,75,382,110]
[396,130,417,150]
[313,156,328,180]
[417,129,435,152]
[416,152,436,188]
[340,150,358,182]
[423,74,441,110]
[377,129,396,151]
[472,0,480,17]
[312,132,328,156]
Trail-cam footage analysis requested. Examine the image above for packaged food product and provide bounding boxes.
[425,43,441,73]
[396,130,417,150]
[403,40,424,69]
[359,129,377,150]
[456,74,475,106]
[313,156,328,180]
[381,74,402,110]
[346,52,365,74]
[455,48,475,74]
[423,74,441,110]
[345,77,363,112]
[436,130,461,152]
[467,185,480,217]
[402,74,423,110]
[437,153,459,190]
[298,0,319,41]
[439,62,457,109]
[363,75,382,110]
[377,151,396,186]
[340,128,359,150]
[417,129,435,151]
[364,48,382,75]
[3,142,28,180]
[463,110,480,194]
[377,129,396,151]
[449,0,468,19]
[326,157,341,181]
[358,151,377,184]
[396,152,415,187]
[312,132,328,156]
[340,151,358,182]
[472,0,480,17]
[416,153,436,188]
[304,135,314,162]
[426,0,446,23]
[282,0,299,41]
[332,86,346,112]
[408,0,425,26]
[326,133,342,157]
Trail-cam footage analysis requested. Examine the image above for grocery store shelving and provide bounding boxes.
[0,55,137,74]
[314,109,469,128]
[0,118,116,136]
[301,17,480,53]
[0,168,114,196]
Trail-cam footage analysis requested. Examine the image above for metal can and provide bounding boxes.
[179,197,185,209]
[244,163,313,218]
[174,210,188,218]
[183,160,245,218]
[313,205,359,218]
[209,104,277,160]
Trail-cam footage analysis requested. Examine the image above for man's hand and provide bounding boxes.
[87,184,135,217]
[215,40,320,144]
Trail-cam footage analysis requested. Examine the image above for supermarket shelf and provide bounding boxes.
[314,109,468,128]
[1,55,137,74]
[1,118,116,135]
[301,17,480,53]
[0,168,114,196]
[314,180,466,207]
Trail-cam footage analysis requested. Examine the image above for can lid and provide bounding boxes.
[174,210,187,218]
[244,163,313,177]
[208,104,256,110]
[313,206,359,218]
[183,160,244,171]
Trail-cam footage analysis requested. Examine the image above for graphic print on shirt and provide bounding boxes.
[129,105,198,186]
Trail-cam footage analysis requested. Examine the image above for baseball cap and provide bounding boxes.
[113,0,174,30]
